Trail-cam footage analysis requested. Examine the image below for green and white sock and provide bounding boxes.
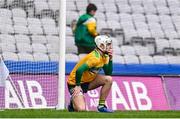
[98,99,105,108]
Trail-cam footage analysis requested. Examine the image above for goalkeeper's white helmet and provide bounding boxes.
[95,35,112,53]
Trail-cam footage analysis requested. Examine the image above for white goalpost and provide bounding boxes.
[57,0,66,110]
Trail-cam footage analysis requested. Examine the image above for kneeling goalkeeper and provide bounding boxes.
[67,35,113,113]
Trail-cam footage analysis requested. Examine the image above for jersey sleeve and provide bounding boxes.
[104,55,110,64]
[75,63,89,86]
[103,56,113,75]
[75,57,99,86]
[83,17,98,37]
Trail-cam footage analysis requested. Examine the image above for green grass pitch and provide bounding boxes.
[0,109,180,118]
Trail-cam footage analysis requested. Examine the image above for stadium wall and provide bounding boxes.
[65,76,169,110]
[3,61,180,75]
[2,74,58,109]
[0,61,180,110]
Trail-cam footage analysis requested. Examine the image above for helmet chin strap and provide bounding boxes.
[97,47,108,54]
[104,51,109,54]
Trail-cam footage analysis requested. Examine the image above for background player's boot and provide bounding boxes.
[97,105,113,113]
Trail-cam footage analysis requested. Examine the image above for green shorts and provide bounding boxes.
[67,83,90,95]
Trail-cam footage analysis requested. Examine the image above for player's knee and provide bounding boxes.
[76,105,86,111]
[105,76,112,85]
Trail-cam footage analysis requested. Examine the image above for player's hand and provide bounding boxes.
[72,86,82,97]
[107,49,113,60]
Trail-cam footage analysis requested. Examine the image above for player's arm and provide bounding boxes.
[72,63,89,97]
[75,63,89,86]
[103,50,113,75]
[103,59,113,75]
[86,22,98,37]
[85,18,98,37]
[75,57,98,85]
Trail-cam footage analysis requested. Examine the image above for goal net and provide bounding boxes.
[0,0,61,109]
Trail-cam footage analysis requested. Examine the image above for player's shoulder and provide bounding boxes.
[86,52,100,67]
[87,17,96,22]
[80,13,92,20]
[90,50,101,59]
[84,51,98,62]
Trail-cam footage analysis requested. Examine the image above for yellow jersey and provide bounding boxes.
[67,50,111,85]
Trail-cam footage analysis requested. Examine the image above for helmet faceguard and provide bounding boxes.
[95,35,112,54]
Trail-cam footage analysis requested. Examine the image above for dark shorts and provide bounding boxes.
[67,83,90,95]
